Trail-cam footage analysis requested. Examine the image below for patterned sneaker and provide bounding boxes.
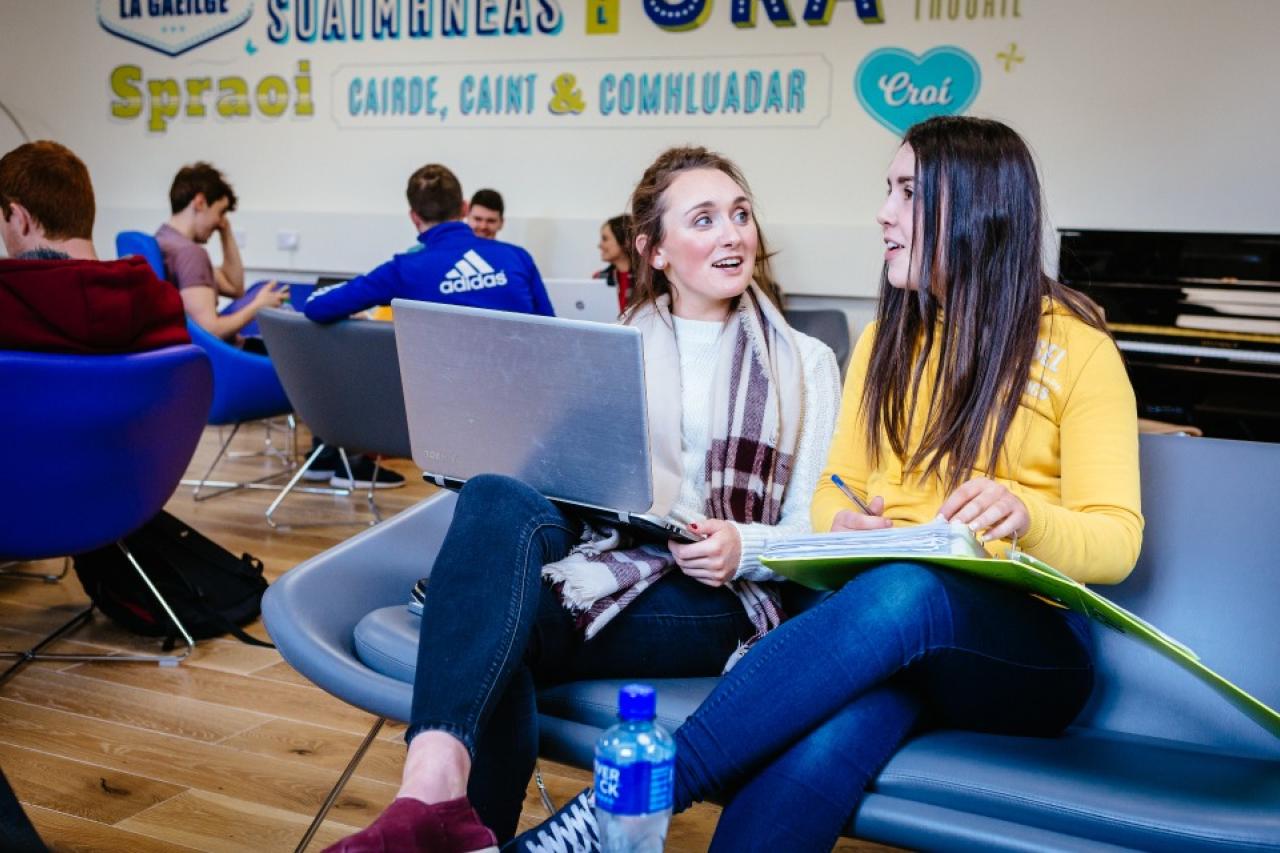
[503,788,598,853]
[408,578,427,616]
[323,796,498,853]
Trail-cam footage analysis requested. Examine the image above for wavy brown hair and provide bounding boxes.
[0,141,95,240]
[625,146,782,316]
[863,116,1107,492]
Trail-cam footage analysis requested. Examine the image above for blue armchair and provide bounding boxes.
[115,230,309,501]
[0,345,213,684]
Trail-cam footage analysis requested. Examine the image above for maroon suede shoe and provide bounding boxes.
[323,796,498,853]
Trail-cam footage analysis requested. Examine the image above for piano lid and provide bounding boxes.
[1058,229,1280,288]
[1058,229,1280,349]
[1057,230,1280,442]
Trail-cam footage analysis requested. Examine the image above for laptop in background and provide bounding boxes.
[392,299,699,542]
[545,278,622,324]
[292,275,348,310]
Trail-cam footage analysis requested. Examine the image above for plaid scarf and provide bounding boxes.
[543,284,804,669]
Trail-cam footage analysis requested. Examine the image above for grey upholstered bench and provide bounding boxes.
[265,434,1280,851]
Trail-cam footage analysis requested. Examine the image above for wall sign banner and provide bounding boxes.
[332,54,831,129]
[854,45,980,135]
[97,0,254,57]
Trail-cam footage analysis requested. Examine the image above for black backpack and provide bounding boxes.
[73,511,273,648]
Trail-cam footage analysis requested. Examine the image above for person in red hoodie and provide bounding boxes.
[0,140,188,354]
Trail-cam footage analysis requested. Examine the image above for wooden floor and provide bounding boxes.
[1,424,892,852]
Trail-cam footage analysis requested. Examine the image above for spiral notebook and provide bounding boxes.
[761,519,1280,738]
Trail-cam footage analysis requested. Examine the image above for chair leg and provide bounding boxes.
[265,446,375,530]
[187,422,250,499]
[0,557,69,583]
[266,443,329,529]
[534,761,556,816]
[296,717,385,853]
[0,603,96,687]
[0,542,195,687]
[228,417,296,466]
[366,457,384,526]
[184,421,348,502]
[287,414,299,464]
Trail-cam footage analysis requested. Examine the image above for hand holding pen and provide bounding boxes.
[829,474,892,533]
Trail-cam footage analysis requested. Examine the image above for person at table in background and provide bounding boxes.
[467,188,505,239]
[156,162,285,345]
[304,165,551,322]
[593,214,634,313]
[661,115,1144,851]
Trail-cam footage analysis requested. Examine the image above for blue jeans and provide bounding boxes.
[407,474,757,842]
[672,561,1095,852]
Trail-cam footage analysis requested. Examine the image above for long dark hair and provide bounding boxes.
[604,214,631,253]
[863,116,1106,491]
[625,146,783,315]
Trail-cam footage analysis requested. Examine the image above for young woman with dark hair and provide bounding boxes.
[326,146,841,852]
[593,214,634,312]
[659,116,1144,850]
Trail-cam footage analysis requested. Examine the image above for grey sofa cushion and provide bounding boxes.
[354,605,1280,851]
[353,605,419,684]
[874,729,1280,852]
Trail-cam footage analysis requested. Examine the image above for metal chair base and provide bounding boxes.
[266,445,384,530]
[0,542,194,688]
[226,415,297,463]
[183,421,349,502]
[0,557,69,584]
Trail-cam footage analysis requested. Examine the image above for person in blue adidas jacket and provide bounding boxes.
[303,163,554,322]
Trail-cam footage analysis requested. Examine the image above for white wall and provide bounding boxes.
[2,0,1279,313]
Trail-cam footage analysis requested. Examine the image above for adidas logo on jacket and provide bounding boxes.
[441,250,509,294]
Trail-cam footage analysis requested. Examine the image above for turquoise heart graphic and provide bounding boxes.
[855,46,981,136]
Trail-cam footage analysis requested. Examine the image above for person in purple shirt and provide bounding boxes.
[156,163,286,344]
[303,164,553,322]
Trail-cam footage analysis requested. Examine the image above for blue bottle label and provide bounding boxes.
[593,757,674,816]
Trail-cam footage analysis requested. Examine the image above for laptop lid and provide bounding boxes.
[392,299,656,514]
[545,278,622,324]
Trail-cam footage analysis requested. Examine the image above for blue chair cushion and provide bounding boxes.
[353,605,420,684]
[874,729,1280,851]
[354,606,1280,851]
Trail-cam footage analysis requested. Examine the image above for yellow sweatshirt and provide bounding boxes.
[813,301,1143,584]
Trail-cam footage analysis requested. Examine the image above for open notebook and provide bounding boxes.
[761,519,1280,738]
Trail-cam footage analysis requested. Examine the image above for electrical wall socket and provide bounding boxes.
[276,229,300,252]
[234,229,248,248]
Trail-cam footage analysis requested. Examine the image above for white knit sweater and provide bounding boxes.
[670,315,842,581]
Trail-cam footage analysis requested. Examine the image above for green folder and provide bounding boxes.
[760,547,1280,738]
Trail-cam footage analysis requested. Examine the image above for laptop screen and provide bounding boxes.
[392,300,658,514]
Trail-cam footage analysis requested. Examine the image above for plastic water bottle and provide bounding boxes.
[593,683,676,852]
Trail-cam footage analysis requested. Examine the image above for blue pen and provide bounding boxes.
[830,474,874,515]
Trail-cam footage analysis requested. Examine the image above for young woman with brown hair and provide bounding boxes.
[661,116,1144,851]
[326,146,841,852]
[593,213,634,312]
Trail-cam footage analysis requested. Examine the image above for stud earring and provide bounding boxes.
[654,257,666,269]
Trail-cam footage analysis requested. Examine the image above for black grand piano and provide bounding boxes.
[1058,230,1280,443]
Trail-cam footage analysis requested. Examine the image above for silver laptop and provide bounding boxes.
[545,278,623,323]
[392,299,700,542]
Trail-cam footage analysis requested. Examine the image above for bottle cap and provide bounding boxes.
[617,683,656,721]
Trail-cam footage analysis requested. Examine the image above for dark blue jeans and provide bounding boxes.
[672,560,1095,852]
[407,474,757,842]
